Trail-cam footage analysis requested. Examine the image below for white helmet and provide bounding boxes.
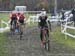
[12,10,17,14]
[40,11,46,16]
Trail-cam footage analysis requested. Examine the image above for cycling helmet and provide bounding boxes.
[17,12,21,15]
[40,11,47,16]
[11,11,17,16]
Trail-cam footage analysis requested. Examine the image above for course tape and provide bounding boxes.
[0,20,10,33]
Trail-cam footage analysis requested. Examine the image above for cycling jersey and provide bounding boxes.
[10,14,17,20]
[38,16,48,28]
[18,14,25,24]
[19,15,25,20]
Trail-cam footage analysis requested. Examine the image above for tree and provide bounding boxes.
[1,0,10,10]
[36,0,49,11]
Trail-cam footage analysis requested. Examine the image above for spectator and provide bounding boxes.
[61,8,65,20]
[71,8,75,26]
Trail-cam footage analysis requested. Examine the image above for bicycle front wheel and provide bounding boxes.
[44,33,50,51]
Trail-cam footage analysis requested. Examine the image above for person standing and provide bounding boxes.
[72,8,75,26]
[61,8,65,20]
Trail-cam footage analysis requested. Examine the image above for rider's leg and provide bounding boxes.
[14,20,17,29]
[21,20,24,34]
[40,29,43,41]
[10,20,13,30]
[22,20,25,31]
[40,28,45,47]
[47,29,49,37]
[19,20,24,34]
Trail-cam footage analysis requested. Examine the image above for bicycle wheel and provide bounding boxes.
[20,31,23,40]
[19,24,23,40]
[45,34,50,51]
[10,29,14,37]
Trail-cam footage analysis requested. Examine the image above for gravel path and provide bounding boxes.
[6,24,75,56]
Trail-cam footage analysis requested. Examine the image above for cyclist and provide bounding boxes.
[38,12,49,47]
[17,12,25,35]
[18,13,25,25]
[10,11,18,30]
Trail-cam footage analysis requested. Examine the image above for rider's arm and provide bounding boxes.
[24,16,26,21]
[9,13,12,22]
[23,16,26,24]
[46,16,52,31]
[38,16,41,28]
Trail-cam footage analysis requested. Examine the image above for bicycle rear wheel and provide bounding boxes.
[20,31,23,40]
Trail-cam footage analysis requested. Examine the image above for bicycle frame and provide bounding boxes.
[41,28,48,43]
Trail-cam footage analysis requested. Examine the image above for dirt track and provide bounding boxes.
[6,23,75,56]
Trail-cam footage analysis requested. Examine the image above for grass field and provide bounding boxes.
[0,13,9,56]
[51,27,75,49]
[67,28,75,35]
[0,23,7,28]
[0,33,8,56]
[0,13,9,28]
[0,13,9,21]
